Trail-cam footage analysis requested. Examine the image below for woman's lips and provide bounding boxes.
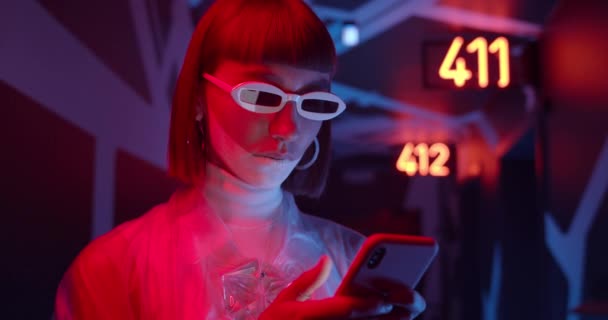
[255,152,294,161]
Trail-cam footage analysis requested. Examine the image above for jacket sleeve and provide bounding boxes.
[55,234,135,320]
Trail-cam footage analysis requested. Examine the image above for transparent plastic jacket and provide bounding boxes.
[55,188,365,319]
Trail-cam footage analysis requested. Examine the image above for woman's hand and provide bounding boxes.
[259,256,426,319]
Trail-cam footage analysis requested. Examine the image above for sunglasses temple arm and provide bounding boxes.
[202,73,233,93]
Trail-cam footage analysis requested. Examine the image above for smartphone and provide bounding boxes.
[335,233,438,297]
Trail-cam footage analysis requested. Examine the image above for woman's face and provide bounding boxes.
[201,60,331,188]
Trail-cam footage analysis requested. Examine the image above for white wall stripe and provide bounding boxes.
[482,244,502,320]
[0,1,193,239]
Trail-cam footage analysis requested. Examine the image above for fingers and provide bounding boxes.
[373,307,412,320]
[297,255,333,301]
[289,296,393,320]
[407,290,426,318]
[274,255,333,303]
[387,289,424,317]
[269,256,427,319]
[348,300,394,319]
[376,288,425,319]
[358,279,425,319]
[367,280,425,317]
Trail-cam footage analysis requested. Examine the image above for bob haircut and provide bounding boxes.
[168,0,337,198]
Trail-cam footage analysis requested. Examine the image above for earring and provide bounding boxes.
[187,112,204,145]
[296,137,319,170]
[196,116,205,149]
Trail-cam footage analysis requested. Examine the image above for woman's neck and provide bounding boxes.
[202,162,284,228]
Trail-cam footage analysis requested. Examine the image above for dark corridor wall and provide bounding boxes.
[542,0,608,317]
[460,0,608,319]
[0,1,192,317]
[1,83,94,319]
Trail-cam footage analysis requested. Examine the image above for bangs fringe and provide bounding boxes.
[204,0,336,74]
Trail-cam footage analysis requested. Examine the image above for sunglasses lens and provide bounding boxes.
[239,89,282,107]
[301,99,339,114]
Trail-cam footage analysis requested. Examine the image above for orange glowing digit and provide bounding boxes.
[429,143,450,176]
[438,37,472,87]
[467,37,489,88]
[396,143,417,176]
[414,143,430,176]
[489,36,510,88]
[439,36,511,88]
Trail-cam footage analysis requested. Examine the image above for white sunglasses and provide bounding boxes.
[203,73,346,121]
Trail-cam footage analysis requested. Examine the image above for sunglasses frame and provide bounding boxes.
[203,73,346,121]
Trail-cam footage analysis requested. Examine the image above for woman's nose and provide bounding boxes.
[269,101,300,142]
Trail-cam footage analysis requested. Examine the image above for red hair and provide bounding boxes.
[168,0,337,198]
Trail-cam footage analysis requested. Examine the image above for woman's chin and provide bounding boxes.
[233,158,298,188]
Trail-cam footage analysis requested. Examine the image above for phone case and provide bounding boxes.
[335,233,438,297]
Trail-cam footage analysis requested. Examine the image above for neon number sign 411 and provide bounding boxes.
[396,143,450,177]
[438,36,510,88]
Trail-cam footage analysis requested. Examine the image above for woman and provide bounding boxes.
[55,0,426,319]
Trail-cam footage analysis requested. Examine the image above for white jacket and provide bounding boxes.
[55,187,364,319]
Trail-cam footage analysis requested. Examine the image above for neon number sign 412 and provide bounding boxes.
[396,143,451,177]
[438,36,510,88]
